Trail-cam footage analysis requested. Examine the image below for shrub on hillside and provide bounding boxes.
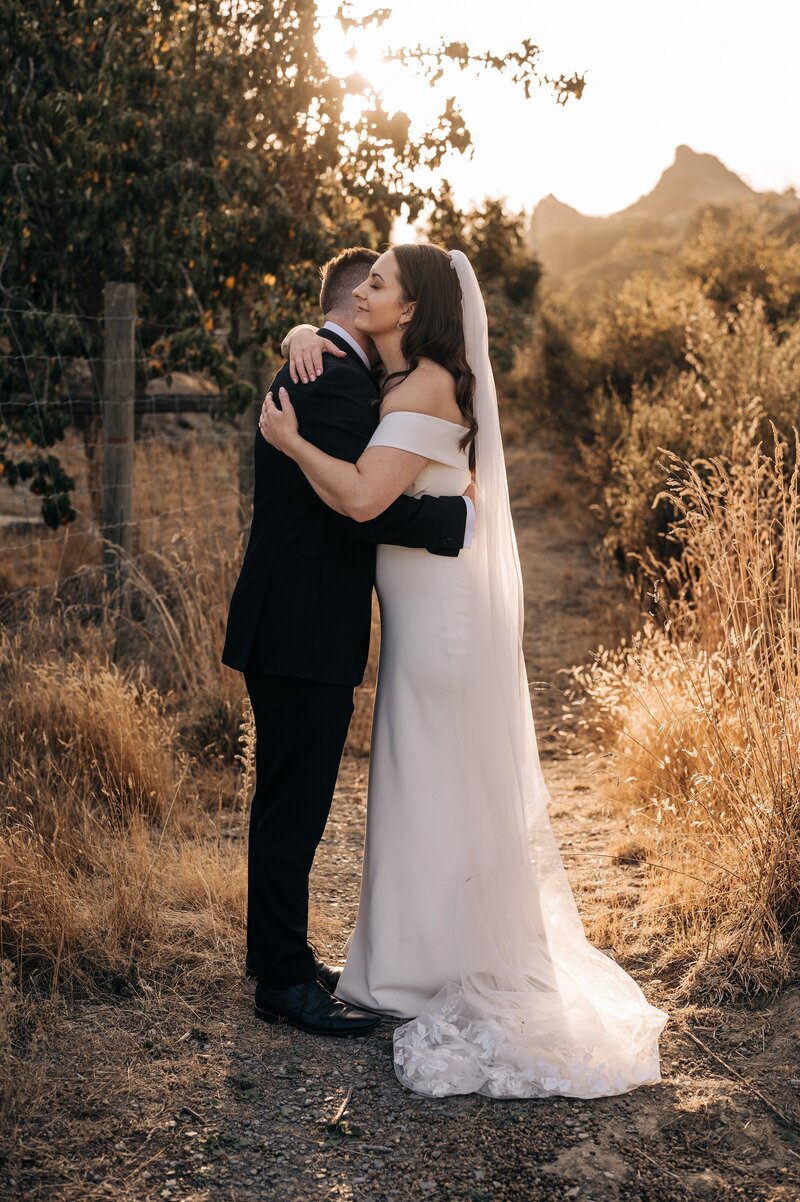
[539,195,800,445]
[681,200,800,327]
[582,293,800,586]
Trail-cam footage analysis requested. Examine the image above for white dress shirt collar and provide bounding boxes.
[322,320,372,373]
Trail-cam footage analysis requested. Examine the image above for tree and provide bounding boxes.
[426,183,541,371]
[0,0,584,525]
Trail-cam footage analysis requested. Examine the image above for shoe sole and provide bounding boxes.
[254,1003,380,1037]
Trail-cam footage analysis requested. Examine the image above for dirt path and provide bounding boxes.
[5,430,799,1202]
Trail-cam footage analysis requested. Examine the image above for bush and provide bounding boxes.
[538,195,800,449]
[681,200,800,327]
[582,293,800,587]
[568,423,800,1000]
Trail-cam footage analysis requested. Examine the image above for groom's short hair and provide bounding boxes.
[320,247,379,316]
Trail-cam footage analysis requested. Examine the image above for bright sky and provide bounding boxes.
[316,0,800,220]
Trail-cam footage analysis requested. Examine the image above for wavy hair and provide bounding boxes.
[382,243,477,469]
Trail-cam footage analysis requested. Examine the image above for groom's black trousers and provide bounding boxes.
[243,670,355,989]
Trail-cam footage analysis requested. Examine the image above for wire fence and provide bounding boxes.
[1,293,238,587]
[0,286,377,758]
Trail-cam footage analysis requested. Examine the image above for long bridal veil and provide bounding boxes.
[391,249,669,1099]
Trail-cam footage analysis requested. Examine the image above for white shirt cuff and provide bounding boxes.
[462,496,475,549]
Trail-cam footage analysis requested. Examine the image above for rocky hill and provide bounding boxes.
[528,144,791,286]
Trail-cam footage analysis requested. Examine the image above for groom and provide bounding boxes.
[222,247,474,1037]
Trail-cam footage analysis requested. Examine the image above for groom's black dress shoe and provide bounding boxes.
[311,956,342,994]
[254,979,381,1037]
[245,951,342,994]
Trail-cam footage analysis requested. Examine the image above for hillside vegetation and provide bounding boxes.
[527,149,800,1002]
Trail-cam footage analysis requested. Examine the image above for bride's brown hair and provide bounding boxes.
[382,243,477,469]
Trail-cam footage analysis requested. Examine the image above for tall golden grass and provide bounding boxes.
[570,419,800,1001]
[0,554,251,999]
[0,423,257,1004]
[0,513,260,1145]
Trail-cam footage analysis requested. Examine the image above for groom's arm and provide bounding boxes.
[330,488,469,557]
[282,363,469,557]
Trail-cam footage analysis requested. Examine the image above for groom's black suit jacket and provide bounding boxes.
[221,329,468,688]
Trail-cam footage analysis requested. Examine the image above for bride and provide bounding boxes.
[259,243,668,1099]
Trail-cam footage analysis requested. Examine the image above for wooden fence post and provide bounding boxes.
[102,282,136,595]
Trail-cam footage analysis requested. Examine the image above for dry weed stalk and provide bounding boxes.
[234,696,256,820]
[0,802,246,995]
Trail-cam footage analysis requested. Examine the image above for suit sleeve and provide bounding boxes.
[285,364,468,557]
[329,491,467,556]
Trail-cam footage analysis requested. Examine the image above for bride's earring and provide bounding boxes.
[397,305,413,331]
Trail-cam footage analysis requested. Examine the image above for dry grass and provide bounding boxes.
[581,291,800,590]
[0,424,256,1011]
[0,584,251,999]
[0,603,250,1143]
[1,629,183,829]
[0,418,239,595]
[0,803,247,992]
[569,420,800,1001]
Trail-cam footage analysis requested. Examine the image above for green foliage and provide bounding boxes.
[534,196,800,584]
[681,200,800,328]
[426,183,541,372]
[0,1,581,526]
[583,293,800,586]
[1,0,345,521]
[1,1,338,317]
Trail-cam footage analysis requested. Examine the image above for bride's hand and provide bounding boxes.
[259,387,301,453]
[287,329,345,385]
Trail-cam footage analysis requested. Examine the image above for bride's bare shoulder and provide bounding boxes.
[381,358,464,424]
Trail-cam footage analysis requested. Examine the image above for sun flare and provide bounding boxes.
[313,0,800,220]
[314,6,443,143]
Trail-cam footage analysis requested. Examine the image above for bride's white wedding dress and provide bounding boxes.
[334,252,668,1099]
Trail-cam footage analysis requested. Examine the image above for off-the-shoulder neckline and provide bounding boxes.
[379,410,470,433]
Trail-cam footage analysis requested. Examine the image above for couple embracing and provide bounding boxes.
[222,243,668,1100]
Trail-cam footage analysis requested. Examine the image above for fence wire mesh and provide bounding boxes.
[1,299,376,759]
